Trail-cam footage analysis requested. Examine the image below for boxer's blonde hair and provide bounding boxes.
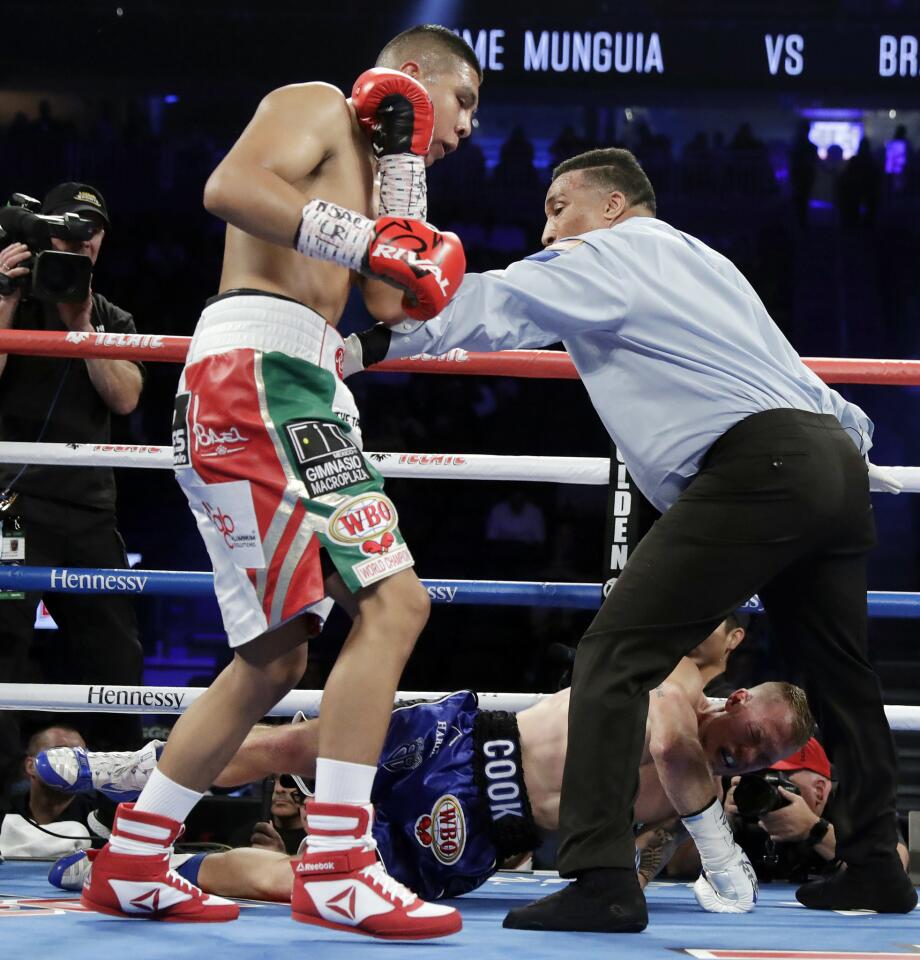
[757,681,815,751]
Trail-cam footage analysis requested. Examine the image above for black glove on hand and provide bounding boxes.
[342,324,395,377]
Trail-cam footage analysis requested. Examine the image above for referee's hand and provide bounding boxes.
[866,460,903,494]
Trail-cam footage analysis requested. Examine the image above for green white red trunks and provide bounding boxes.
[172,291,414,647]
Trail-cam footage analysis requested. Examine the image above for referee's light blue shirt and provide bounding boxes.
[384,217,873,512]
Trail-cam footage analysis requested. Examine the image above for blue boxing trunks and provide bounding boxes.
[371,691,540,900]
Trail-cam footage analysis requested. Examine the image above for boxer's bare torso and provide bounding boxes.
[208,83,374,325]
[518,680,714,831]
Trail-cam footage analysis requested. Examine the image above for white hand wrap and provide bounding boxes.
[295,198,374,272]
[377,154,427,220]
[681,798,758,913]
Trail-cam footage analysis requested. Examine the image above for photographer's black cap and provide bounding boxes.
[41,182,110,230]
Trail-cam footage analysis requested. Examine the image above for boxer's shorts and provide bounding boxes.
[173,293,413,648]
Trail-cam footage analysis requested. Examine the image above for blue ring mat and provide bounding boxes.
[1,861,916,959]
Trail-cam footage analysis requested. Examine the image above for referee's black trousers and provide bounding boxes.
[557,409,900,875]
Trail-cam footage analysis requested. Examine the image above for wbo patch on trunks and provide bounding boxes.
[328,493,398,546]
[414,794,467,865]
[286,419,371,497]
[327,493,414,585]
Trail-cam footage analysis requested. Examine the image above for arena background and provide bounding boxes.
[2,0,919,809]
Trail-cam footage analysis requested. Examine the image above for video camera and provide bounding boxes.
[732,769,802,819]
[0,194,95,303]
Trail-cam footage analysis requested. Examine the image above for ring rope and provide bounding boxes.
[1,329,919,385]
[2,442,919,492]
[0,443,609,484]
[0,684,542,717]
[1,566,918,618]
[1,682,918,730]
[2,337,917,726]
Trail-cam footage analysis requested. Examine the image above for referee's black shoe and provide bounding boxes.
[503,867,648,933]
[796,858,917,913]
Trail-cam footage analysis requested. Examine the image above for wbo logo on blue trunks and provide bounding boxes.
[414,794,467,865]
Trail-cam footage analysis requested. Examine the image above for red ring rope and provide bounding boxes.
[0,330,918,385]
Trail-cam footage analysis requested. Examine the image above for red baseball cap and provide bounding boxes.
[771,737,832,779]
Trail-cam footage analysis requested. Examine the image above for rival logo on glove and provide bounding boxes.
[370,244,452,296]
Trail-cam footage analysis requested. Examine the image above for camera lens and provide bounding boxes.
[734,771,800,818]
[40,255,74,295]
[733,775,778,818]
[33,251,92,302]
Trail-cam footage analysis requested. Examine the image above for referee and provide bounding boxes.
[348,147,916,928]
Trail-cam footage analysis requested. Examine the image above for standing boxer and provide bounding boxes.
[348,147,915,927]
[81,25,479,939]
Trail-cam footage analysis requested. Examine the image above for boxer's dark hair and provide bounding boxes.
[377,24,483,82]
[553,148,657,215]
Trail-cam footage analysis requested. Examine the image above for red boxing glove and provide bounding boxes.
[363,218,465,321]
[352,67,434,157]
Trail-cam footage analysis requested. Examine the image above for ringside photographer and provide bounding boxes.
[726,737,909,883]
[642,736,909,887]
[0,182,144,790]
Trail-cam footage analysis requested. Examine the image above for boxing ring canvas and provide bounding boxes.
[1,862,916,959]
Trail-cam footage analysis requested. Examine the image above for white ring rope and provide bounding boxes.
[2,441,920,491]
[1,683,919,731]
[0,683,545,718]
[0,442,605,484]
